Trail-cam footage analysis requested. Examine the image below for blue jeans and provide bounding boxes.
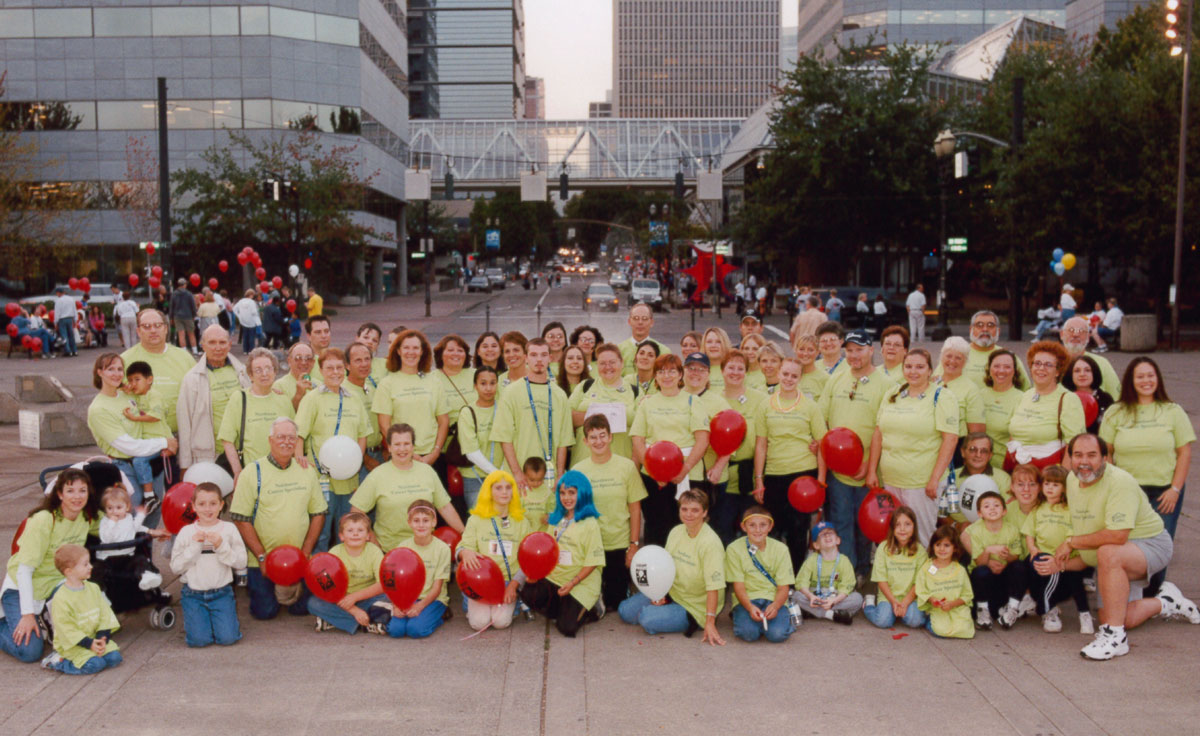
[180,584,241,647]
[110,457,163,509]
[864,599,927,629]
[51,650,122,675]
[731,599,794,642]
[389,600,447,638]
[307,593,389,634]
[246,567,310,620]
[0,588,45,662]
[21,328,54,354]
[56,318,76,355]
[618,593,691,634]
[317,491,353,552]
[239,325,256,354]
[827,475,872,574]
[1144,484,1184,594]
[463,476,484,512]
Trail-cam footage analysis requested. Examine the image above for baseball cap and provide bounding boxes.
[740,312,760,324]
[683,352,709,368]
[811,521,836,541]
[844,329,872,346]
[1062,283,1074,291]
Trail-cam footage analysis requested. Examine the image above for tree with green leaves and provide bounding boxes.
[467,191,558,263]
[170,131,386,295]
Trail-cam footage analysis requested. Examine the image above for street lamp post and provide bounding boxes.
[1167,0,1193,350]
[932,130,955,340]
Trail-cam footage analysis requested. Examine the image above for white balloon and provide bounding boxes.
[288,264,299,278]
[319,435,363,480]
[629,545,676,601]
[183,461,235,496]
[958,474,1000,523]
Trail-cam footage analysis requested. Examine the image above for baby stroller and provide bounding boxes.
[38,459,178,631]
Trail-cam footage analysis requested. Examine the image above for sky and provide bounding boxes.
[525,1,797,119]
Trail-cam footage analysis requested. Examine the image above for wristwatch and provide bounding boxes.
[257,553,266,563]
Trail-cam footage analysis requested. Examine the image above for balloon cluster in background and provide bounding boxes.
[119,245,309,300]
[1050,248,1077,277]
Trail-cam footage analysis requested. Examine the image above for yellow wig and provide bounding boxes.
[470,470,525,521]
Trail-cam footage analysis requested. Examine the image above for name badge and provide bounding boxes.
[488,540,514,557]
[544,463,556,488]
[928,565,939,575]
[557,548,573,566]
[318,476,332,497]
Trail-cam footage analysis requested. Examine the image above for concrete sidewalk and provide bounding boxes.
[1,299,1199,734]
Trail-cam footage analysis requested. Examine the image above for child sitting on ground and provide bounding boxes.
[97,487,164,591]
[42,544,123,674]
[915,525,974,638]
[793,521,862,624]
[1021,465,1094,634]
[170,483,247,647]
[962,490,1028,630]
[724,505,796,643]
[391,500,452,639]
[309,512,390,635]
[121,361,168,506]
[521,457,553,527]
[863,505,929,630]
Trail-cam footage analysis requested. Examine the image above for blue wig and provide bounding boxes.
[548,469,600,525]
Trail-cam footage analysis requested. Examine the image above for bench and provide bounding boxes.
[4,335,35,359]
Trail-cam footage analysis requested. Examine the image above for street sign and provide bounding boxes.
[715,242,733,256]
[486,229,500,250]
[946,237,968,253]
[649,220,669,246]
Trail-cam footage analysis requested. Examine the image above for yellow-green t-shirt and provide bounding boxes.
[798,367,829,402]
[692,388,731,483]
[870,543,929,598]
[273,372,307,405]
[934,346,1030,391]
[119,343,196,432]
[723,388,767,493]
[344,381,382,451]
[329,541,384,595]
[964,518,1025,570]
[619,336,671,375]
[744,369,767,393]
[457,402,505,481]
[399,536,452,605]
[350,461,451,550]
[980,386,1023,469]
[818,368,898,485]
[707,364,725,392]
[371,371,449,455]
[915,561,974,638]
[436,368,477,419]
[569,376,639,464]
[1066,463,1165,567]
[1099,402,1196,486]
[630,391,708,480]
[1007,385,1086,448]
[459,514,533,582]
[87,392,144,459]
[206,364,243,442]
[545,517,606,609]
[1087,352,1122,400]
[295,387,372,495]
[796,552,856,596]
[217,388,296,466]
[571,455,647,550]
[724,536,795,602]
[1020,502,1073,556]
[937,374,983,435]
[7,510,92,601]
[523,483,555,528]
[50,581,120,668]
[491,378,574,476]
[875,385,960,490]
[132,391,171,440]
[665,523,726,626]
[754,392,828,476]
[229,457,326,568]
[370,357,390,387]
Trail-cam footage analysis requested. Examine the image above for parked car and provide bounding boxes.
[485,268,507,290]
[467,275,492,293]
[583,283,619,312]
[629,279,663,311]
[609,271,630,290]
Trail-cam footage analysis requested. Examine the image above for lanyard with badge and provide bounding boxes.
[490,517,514,581]
[554,518,574,566]
[525,378,555,485]
[815,555,839,598]
[313,390,344,496]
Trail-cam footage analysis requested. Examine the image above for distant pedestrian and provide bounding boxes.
[906,284,927,342]
[170,279,198,355]
[825,289,844,323]
[53,286,78,356]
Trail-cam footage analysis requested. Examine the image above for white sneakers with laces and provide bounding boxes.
[1156,582,1200,624]
[1080,624,1129,661]
[1017,593,1037,619]
[997,603,1020,629]
[1078,611,1094,635]
[974,607,992,631]
[1042,607,1062,633]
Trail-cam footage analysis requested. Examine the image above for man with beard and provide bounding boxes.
[1050,434,1198,660]
[937,311,1030,389]
[1059,317,1120,397]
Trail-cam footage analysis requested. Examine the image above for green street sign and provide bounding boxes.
[946,237,968,253]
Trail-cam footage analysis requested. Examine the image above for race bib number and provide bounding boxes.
[488,539,514,557]
[557,548,573,566]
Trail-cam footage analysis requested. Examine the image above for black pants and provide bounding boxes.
[970,563,1030,617]
[763,471,815,572]
[641,474,681,548]
[1026,556,1090,615]
[601,548,630,610]
[520,579,597,638]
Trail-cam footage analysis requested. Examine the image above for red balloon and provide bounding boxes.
[433,526,461,558]
[218,260,229,273]
[11,517,28,554]
[75,300,84,310]
[242,246,254,255]
[379,547,426,610]
[709,409,747,456]
[148,276,161,289]
[304,258,313,269]
[78,277,90,292]
[644,440,684,484]
[271,276,283,289]
[517,532,559,582]
[128,273,139,287]
[857,488,901,544]
[189,273,201,287]
[30,337,42,352]
[259,281,271,293]
[237,252,249,266]
[162,482,197,535]
[255,267,266,281]
[447,465,463,497]
[20,335,32,348]
[5,302,19,318]
[305,552,349,603]
[788,476,825,513]
[1076,390,1099,426]
[821,427,865,476]
[68,277,79,289]
[208,278,219,290]
[285,299,297,313]
[263,545,306,586]
[151,265,163,278]
[455,556,507,604]
[251,255,262,268]
[46,311,54,323]
[6,323,17,338]
[145,243,155,255]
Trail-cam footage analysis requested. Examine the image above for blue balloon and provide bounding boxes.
[1050,260,1058,270]
[1052,248,1064,262]
[1053,262,1066,276]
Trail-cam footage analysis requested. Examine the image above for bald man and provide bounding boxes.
[177,325,250,469]
[1060,317,1121,398]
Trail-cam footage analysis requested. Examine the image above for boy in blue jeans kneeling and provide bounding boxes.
[170,483,247,647]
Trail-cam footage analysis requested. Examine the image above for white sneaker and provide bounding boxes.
[1156,582,1200,624]
[997,603,1020,630]
[864,594,876,608]
[1017,593,1037,619]
[1080,624,1129,661]
[1042,607,1062,633]
[40,652,63,670]
[1079,611,1095,635]
[314,618,335,633]
[138,570,163,591]
[593,599,606,620]
[975,607,993,631]
[1083,576,1096,593]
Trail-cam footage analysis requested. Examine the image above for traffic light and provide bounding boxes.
[262,180,277,200]
[559,172,569,200]
[674,172,684,199]
[445,172,454,199]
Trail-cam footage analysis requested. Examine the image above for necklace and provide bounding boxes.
[771,391,805,413]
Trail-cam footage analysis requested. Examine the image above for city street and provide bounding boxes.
[2,277,1199,735]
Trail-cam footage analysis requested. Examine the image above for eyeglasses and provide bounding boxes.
[1031,360,1058,369]
[971,322,998,329]
[139,322,166,329]
[272,435,298,443]
[965,447,991,454]
[251,366,275,375]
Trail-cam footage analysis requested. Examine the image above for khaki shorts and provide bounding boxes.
[1096,529,1173,607]
[173,318,193,336]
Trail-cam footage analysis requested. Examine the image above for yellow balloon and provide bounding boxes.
[1062,253,1076,270]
